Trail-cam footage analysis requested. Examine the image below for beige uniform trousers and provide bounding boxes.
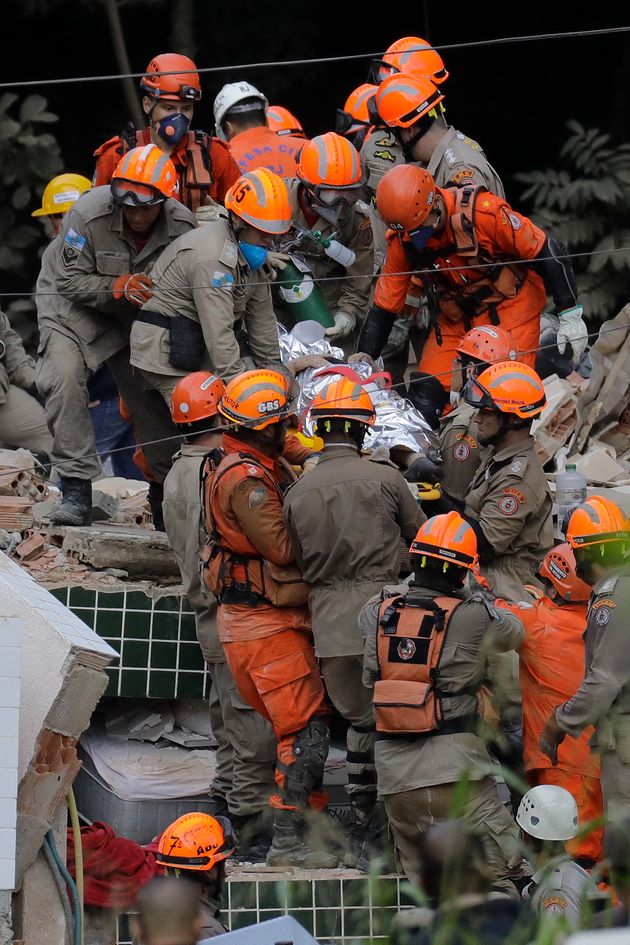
[0,385,53,457]
[319,655,376,797]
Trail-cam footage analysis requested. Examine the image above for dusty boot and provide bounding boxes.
[233,810,273,863]
[147,480,165,531]
[49,477,92,526]
[345,794,393,872]
[266,808,338,869]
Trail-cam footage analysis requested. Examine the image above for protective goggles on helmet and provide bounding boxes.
[111,180,166,207]
[150,83,201,102]
[335,109,370,136]
[368,59,448,86]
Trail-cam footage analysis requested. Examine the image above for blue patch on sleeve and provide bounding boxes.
[211,271,234,287]
[64,228,87,252]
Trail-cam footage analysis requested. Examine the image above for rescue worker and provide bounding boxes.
[360,512,530,892]
[267,105,306,139]
[155,812,235,938]
[541,496,630,822]
[31,172,93,237]
[213,82,304,176]
[202,369,337,869]
[39,145,196,524]
[283,132,374,347]
[460,361,553,601]
[358,164,587,392]
[336,84,378,152]
[131,876,204,945]
[517,543,603,865]
[129,167,288,405]
[94,53,239,211]
[0,309,52,460]
[439,325,519,508]
[517,785,599,928]
[283,376,423,865]
[163,373,277,860]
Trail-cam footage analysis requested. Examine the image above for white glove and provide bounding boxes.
[266,251,292,280]
[195,202,224,223]
[324,311,355,340]
[556,304,588,360]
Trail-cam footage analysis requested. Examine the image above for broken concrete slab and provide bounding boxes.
[568,448,628,484]
[62,524,179,578]
[90,490,119,523]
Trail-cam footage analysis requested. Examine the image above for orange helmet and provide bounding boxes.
[224,168,291,235]
[410,511,478,569]
[370,36,449,86]
[171,372,226,425]
[336,84,377,138]
[566,496,630,549]
[463,361,546,420]
[156,812,233,872]
[112,144,178,204]
[375,73,444,130]
[376,164,436,232]
[296,132,362,189]
[537,542,591,602]
[267,105,305,138]
[140,53,201,102]
[218,369,291,430]
[456,326,519,365]
[309,377,376,426]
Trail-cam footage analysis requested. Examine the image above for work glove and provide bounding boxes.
[556,304,588,360]
[540,712,566,766]
[325,311,355,340]
[266,251,292,280]
[403,454,443,485]
[286,354,332,376]
[112,273,154,307]
[195,202,224,224]
[302,455,320,474]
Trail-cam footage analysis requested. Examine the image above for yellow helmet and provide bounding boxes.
[31,173,92,217]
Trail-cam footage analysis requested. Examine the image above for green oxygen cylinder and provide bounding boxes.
[276,254,335,328]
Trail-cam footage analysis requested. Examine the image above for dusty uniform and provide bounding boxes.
[516,597,603,863]
[204,435,329,813]
[464,437,553,602]
[93,126,239,212]
[0,311,52,457]
[130,213,281,402]
[556,568,630,819]
[228,126,304,177]
[163,441,276,817]
[523,854,599,928]
[283,446,423,796]
[283,179,374,344]
[41,187,196,481]
[439,400,483,506]
[361,581,529,890]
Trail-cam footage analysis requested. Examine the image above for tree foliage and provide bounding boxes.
[515,120,630,322]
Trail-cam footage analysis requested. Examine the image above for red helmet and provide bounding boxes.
[376,164,436,231]
[170,373,225,424]
[538,543,591,602]
[370,36,449,86]
[140,53,201,102]
[456,326,519,365]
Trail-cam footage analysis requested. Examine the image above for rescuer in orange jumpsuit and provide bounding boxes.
[358,164,587,396]
[93,53,239,211]
[514,543,603,865]
[201,368,336,870]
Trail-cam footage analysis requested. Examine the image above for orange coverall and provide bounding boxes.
[93,127,239,211]
[227,125,305,177]
[373,189,548,389]
[208,434,329,813]
[516,596,603,863]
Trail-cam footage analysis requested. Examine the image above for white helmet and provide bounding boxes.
[516,785,579,841]
[213,81,268,140]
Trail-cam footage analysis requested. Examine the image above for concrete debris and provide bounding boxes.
[13,533,46,562]
[90,489,119,523]
[568,448,629,485]
[533,376,578,465]
[0,497,33,532]
[62,524,179,578]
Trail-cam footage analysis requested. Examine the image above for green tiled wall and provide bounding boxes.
[51,586,209,699]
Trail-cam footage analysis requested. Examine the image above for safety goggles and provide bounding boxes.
[151,83,201,102]
[462,376,497,411]
[367,59,448,86]
[313,185,362,209]
[335,109,370,136]
[111,180,165,207]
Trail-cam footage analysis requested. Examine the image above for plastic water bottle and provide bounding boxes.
[556,464,587,537]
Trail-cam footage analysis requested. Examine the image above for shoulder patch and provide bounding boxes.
[453,441,471,462]
[594,606,612,627]
[542,895,568,914]
[498,494,519,516]
[503,486,526,504]
[510,461,524,474]
[592,597,616,610]
[451,168,476,185]
[373,148,397,163]
[508,213,522,230]
[211,270,234,287]
[218,239,238,267]
[64,228,86,252]
[462,137,481,151]
[247,485,268,510]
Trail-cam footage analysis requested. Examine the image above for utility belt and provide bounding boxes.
[375,713,479,742]
[137,310,204,372]
[218,582,270,607]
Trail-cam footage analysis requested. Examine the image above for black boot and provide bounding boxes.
[266,808,338,869]
[148,480,165,531]
[345,793,393,872]
[49,477,92,526]
[232,810,274,863]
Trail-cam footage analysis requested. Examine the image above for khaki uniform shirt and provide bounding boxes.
[284,179,374,325]
[440,400,484,505]
[465,437,553,602]
[162,441,223,663]
[283,445,423,657]
[557,568,630,755]
[426,126,505,196]
[360,129,405,195]
[525,854,598,927]
[361,580,524,795]
[130,214,281,380]
[0,310,35,403]
[51,187,196,362]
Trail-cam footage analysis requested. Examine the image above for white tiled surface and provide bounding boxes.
[0,739,18,771]
[0,770,17,799]
[0,799,16,831]
[0,648,19,679]
[0,677,19,709]
[0,859,15,891]
[0,829,16,862]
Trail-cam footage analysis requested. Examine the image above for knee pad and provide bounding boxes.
[283,718,330,806]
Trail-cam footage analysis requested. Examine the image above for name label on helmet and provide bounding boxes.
[258,399,281,414]
[54,190,80,204]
